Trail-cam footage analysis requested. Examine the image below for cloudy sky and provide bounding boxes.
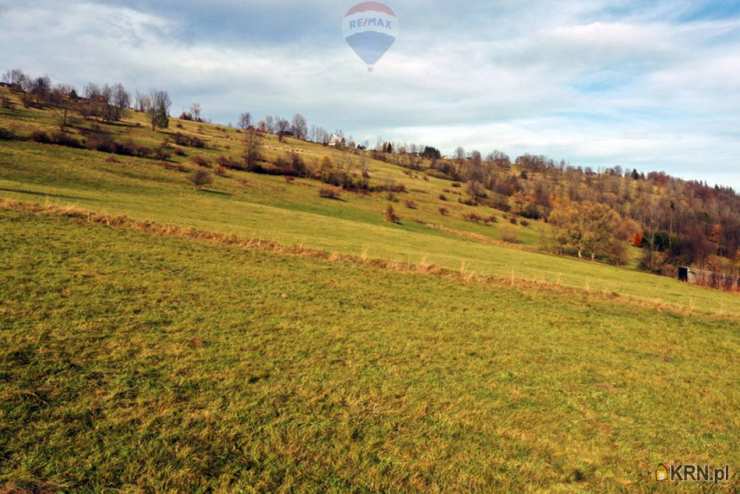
[2,0,740,188]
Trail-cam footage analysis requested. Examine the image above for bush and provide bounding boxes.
[405,200,417,209]
[30,130,84,148]
[50,132,84,148]
[464,213,484,224]
[509,217,518,225]
[31,130,52,144]
[0,96,14,110]
[520,220,530,227]
[439,194,448,202]
[214,166,229,177]
[155,143,173,161]
[384,205,401,224]
[217,155,242,170]
[0,127,16,140]
[319,188,341,200]
[173,132,205,148]
[190,170,213,188]
[192,156,211,168]
[501,228,520,244]
[439,207,449,216]
[386,192,399,203]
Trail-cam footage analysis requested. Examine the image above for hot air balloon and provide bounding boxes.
[343,2,398,71]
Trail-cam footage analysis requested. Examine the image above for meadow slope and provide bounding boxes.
[1,209,738,493]
[0,88,738,317]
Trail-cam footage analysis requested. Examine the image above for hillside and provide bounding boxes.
[0,83,739,492]
[0,85,737,316]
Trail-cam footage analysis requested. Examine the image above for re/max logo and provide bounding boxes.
[657,464,731,483]
[349,18,393,30]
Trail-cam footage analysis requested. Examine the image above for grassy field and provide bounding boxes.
[1,208,738,493]
[1,88,739,492]
[0,89,737,318]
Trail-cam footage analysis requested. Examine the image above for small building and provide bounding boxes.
[328,134,344,147]
[678,267,696,283]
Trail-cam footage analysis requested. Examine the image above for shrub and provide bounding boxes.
[0,127,16,140]
[439,207,449,216]
[464,213,484,224]
[173,132,205,148]
[190,170,213,189]
[217,155,242,170]
[520,219,530,227]
[0,96,14,110]
[155,143,173,161]
[386,192,399,203]
[501,228,520,244]
[452,182,462,188]
[192,156,211,168]
[439,194,448,202]
[405,200,417,209]
[319,188,341,200]
[31,130,52,144]
[384,205,401,224]
[509,217,518,225]
[214,166,229,177]
[51,132,84,148]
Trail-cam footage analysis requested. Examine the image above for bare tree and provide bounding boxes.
[148,90,171,131]
[238,112,252,130]
[135,91,151,112]
[190,103,202,122]
[2,69,28,88]
[111,83,130,121]
[265,115,275,133]
[244,129,262,169]
[291,113,308,140]
[276,118,290,141]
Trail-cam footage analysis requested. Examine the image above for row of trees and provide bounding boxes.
[367,142,739,270]
[238,112,313,142]
[2,69,171,131]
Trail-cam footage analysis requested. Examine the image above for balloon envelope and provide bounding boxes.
[343,2,398,69]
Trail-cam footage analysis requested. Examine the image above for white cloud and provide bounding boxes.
[0,0,738,188]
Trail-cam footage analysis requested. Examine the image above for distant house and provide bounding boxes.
[328,134,344,147]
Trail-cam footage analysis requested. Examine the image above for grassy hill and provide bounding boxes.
[1,86,739,492]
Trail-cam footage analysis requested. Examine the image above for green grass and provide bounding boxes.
[0,124,736,318]
[1,209,738,493]
[1,90,739,492]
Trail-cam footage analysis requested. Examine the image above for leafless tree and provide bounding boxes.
[291,113,308,140]
[244,129,261,169]
[238,112,252,130]
[190,103,202,122]
[148,90,171,131]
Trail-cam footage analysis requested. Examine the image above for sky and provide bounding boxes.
[2,0,740,189]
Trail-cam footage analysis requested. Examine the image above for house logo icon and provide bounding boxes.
[656,464,669,481]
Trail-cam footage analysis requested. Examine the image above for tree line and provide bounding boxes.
[3,68,738,282]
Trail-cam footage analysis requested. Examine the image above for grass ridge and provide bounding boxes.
[2,197,735,322]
